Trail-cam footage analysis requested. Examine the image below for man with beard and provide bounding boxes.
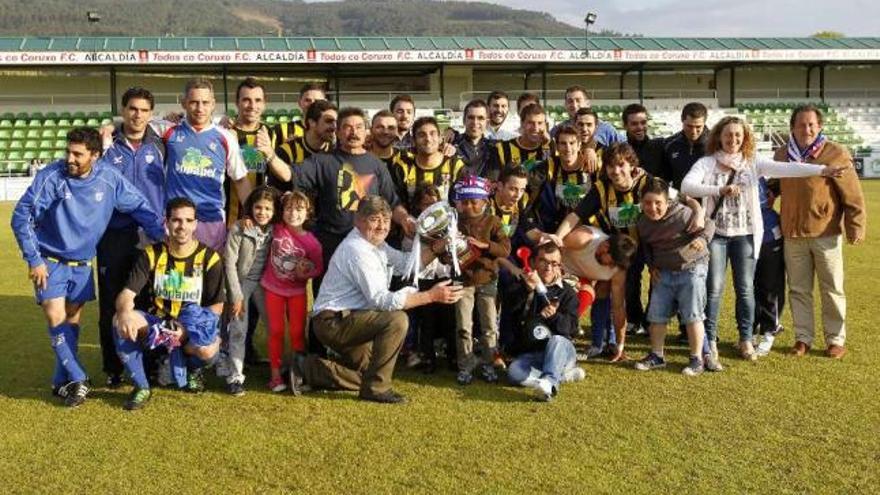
[270,99,337,191]
[391,94,417,151]
[622,103,665,178]
[490,104,553,181]
[273,82,327,144]
[486,90,518,141]
[11,127,165,407]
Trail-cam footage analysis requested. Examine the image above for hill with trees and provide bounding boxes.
[0,0,625,37]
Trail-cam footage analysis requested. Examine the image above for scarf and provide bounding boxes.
[713,151,747,171]
[786,131,826,163]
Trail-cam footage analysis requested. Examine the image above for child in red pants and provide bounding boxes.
[260,191,323,392]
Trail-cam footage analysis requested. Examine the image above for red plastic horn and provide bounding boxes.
[516,246,532,273]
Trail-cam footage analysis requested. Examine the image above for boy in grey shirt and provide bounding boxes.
[635,178,715,375]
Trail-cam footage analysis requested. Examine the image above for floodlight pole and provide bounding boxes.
[583,12,597,60]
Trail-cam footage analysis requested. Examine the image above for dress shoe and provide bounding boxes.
[790,341,810,357]
[826,344,847,359]
[359,390,407,404]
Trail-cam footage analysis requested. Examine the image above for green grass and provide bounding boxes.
[1,184,879,494]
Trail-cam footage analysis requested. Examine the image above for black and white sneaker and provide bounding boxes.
[105,373,123,389]
[64,381,90,408]
[52,381,73,398]
[227,381,245,397]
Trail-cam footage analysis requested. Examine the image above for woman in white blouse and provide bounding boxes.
[681,116,841,369]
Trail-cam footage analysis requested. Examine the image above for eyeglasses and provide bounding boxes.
[536,259,562,268]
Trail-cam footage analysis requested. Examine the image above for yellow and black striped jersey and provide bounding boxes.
[272,120,305,145]
[272,135,329,192]
[489,137,553,180]
[574,172,652,241]
[390,153,466,209]
[125,242,225,320]
[226,123,277,226]
[488,194,530,239]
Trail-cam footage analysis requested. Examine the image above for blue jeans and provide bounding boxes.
[647,262,708,325]
[507,335,576,388]
[705,235,756,345]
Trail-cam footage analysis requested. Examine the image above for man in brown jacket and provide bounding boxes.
[774,104,866,359]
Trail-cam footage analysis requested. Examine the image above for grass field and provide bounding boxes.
[1,185,879,495]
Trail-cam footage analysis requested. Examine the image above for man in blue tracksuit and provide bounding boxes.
[11,127,165,408]
[97,87,167,388]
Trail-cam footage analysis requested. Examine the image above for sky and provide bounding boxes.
[462,0,879,37]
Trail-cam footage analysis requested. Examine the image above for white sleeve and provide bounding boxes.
[681,156,723,198]
[755,156,824,178]
[222,129,248,181]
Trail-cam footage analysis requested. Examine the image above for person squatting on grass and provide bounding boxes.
[260,190,323,392]
[634,178,715,375]
[289,196,462,404]
[112,197,226,410]
[681,116,844,368]
[11,127,165,408]
[222,186,280,397]
[503,242,585,401]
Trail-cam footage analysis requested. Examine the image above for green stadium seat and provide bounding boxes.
[26,129,40,139]
[264,115,277,124]
[59,111,72,119]
[13,120,28,128]
[24,140,39,150]
[11,162,29,175]
[38,140,53,150]
[277,115,290,124]
[8,140,23,150]
[0,141,8,150]
[27,119,41,128]
[45,111,59,119]
[290,109,302,118]
[54,150,65,159]
[40,129,55,139]
[100,111,112,120]
[7,150,22,160]
[38,150,53,161]
[86,118,100,127]
[87,111,100,119]
[263,109,277,117]
[30,112,44,120]
[0,151,6,161]
[57,119,71,128]
[72,111,86,119]
[22,151,36,160]
[15,112,28,120]
[53,139,66,149]
[71,119,86,127]
[0,129,10,139]
[1,112,14,120]
[0,119,12,129]
[11,129,25,139]
[101,119,112,127]
[55,129,68,138]
[42,119,57,129]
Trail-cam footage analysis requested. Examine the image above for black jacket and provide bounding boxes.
[628,134,666,178]
[501,279,579,356]
[661,129,709,189]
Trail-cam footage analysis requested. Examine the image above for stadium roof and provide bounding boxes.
[1,36,879,51]
[1,36,878,66]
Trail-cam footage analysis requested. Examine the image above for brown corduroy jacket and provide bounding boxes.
[773,141,866,241]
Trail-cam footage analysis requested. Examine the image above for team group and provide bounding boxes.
[10,77,866,408]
